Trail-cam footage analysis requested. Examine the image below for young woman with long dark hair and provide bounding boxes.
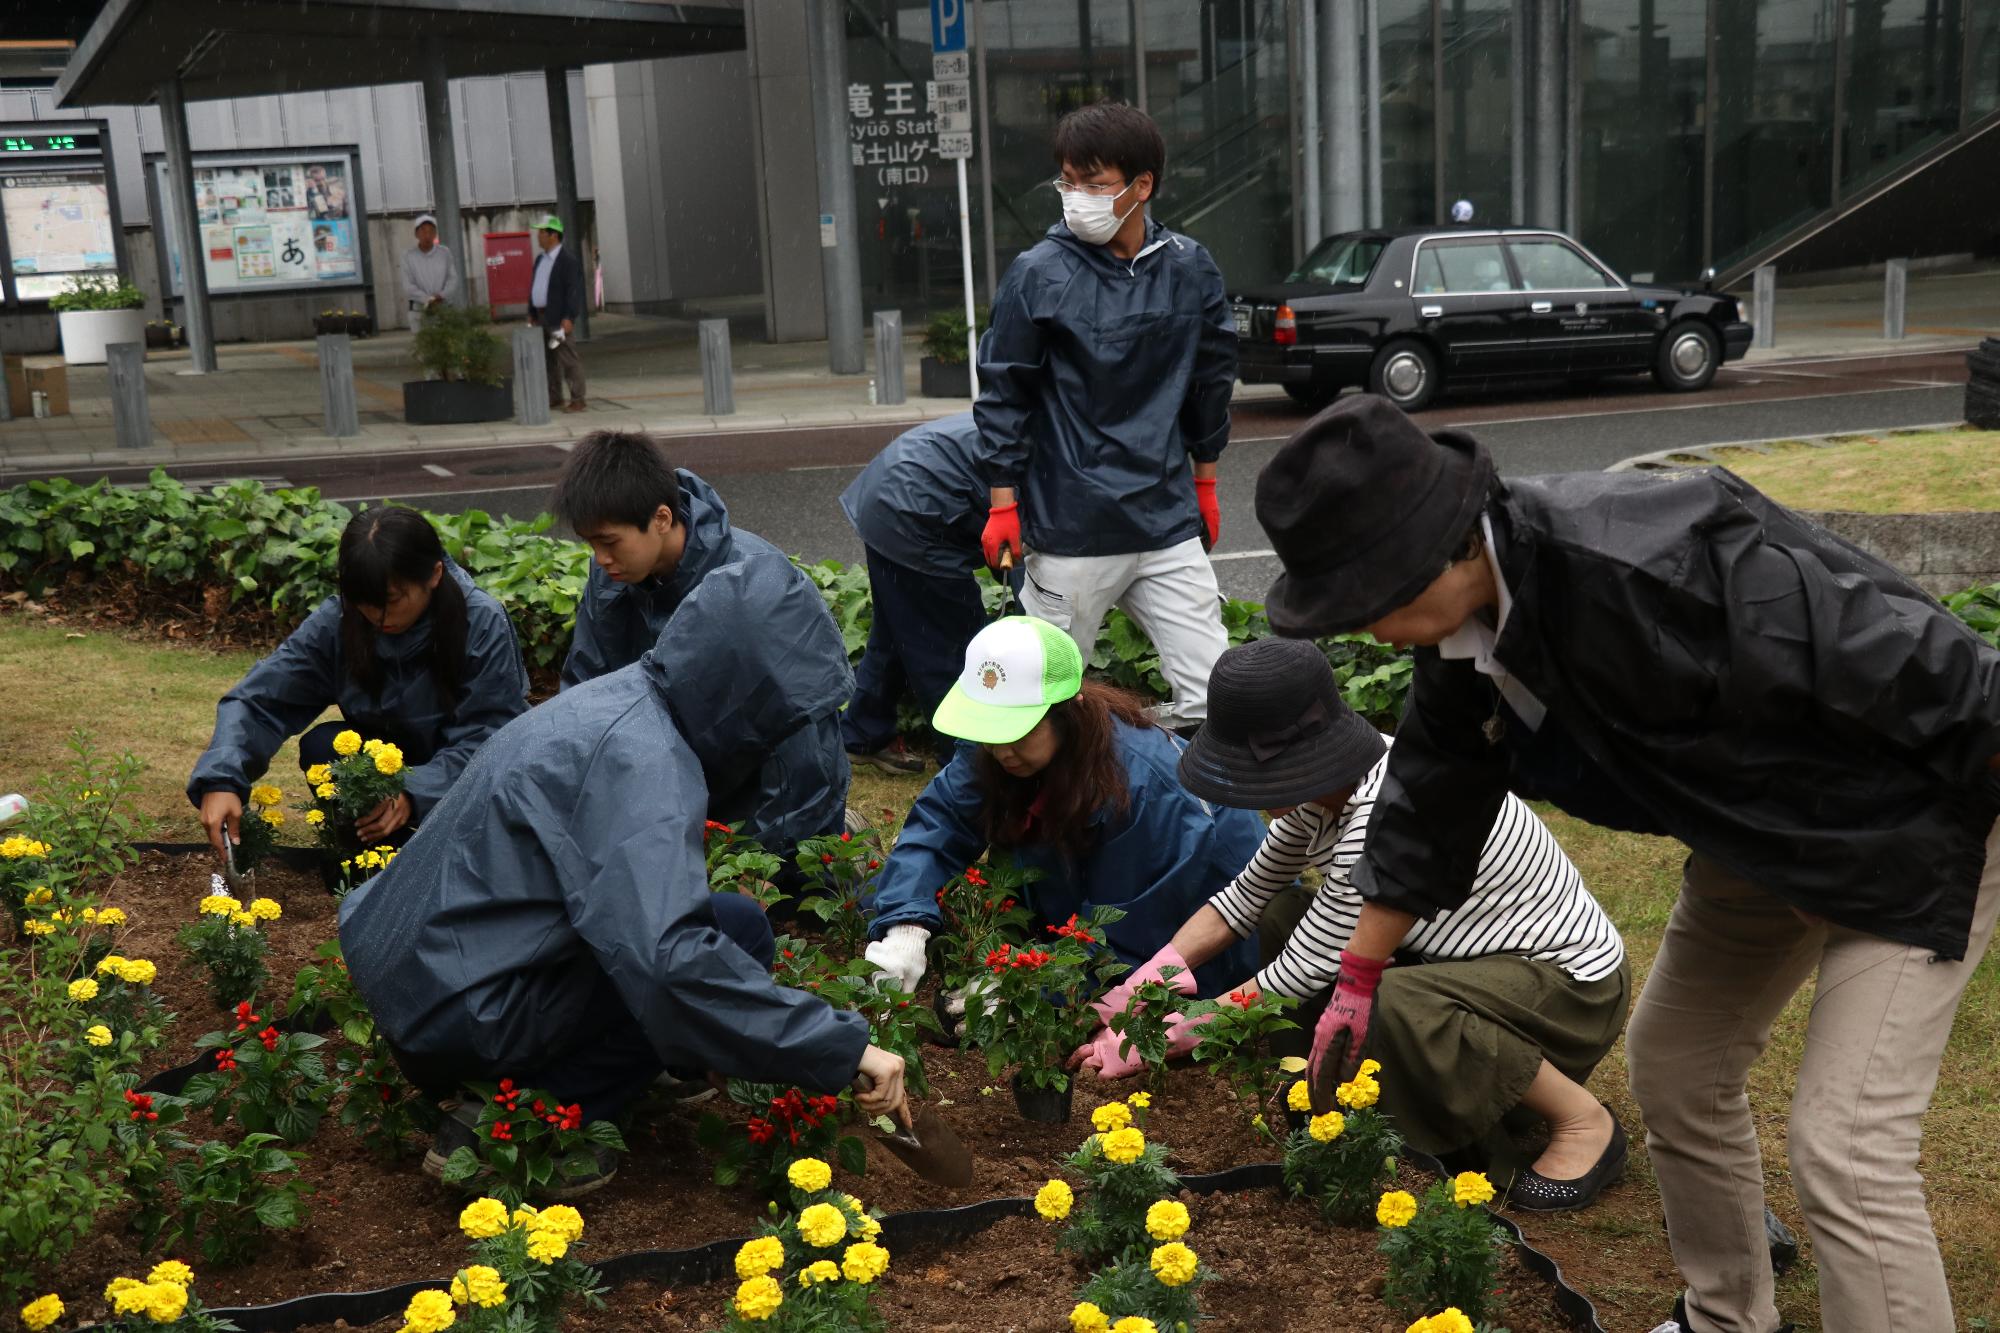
[189,507,529,856]
[862,616,1265,999]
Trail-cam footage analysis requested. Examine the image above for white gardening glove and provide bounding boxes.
[944,972,1000,1038]
[863,924,930,993]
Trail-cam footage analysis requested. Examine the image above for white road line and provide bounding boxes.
[787,463,860,472]
[550,440,575,453]
[422,463,454,477]
[1211,548,1277,562]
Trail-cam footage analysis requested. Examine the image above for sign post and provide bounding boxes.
[932,0,978,397]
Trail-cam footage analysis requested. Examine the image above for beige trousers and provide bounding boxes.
[1626,828,2000,1333]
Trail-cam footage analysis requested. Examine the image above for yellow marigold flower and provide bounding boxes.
[317,782,338,800]
[373,744,405,777]
[1100,1126,1146,1165]
[839,1240,889,1284]
[1090,1100,1132,1132]
[797,1201,847,1248]
[229,910,257,928]
[1360,1058,1382,1077]
[534,1204,584,1243]
[734,1235,786,1279]
[249,897,282,922]
[1407,1311,1474,1333]
[147,1260,194,1288]
[306,809,326,826]
[97,953,126,975]
[1126,1091,1151,1109]
[333,730,363,757]
[105,1276,145,1303]
[458,1197,509,1239]
[399,1288,456,1332]
[1110,1318,1159,1333]
[856,1212,881,1241]
[1,836,49,858]
[144,1280,189,1323]
[524,1226,568,1264]
[85,1024,113,1047]
[363,737,385,755]
[94,906,127,927]
[1069,1301,1111,1333]
[21,919,54,936]
[199,893,240,917]
[259,807,286,829]
[796,1259,841,1287]
[732,1275,783,1321]
[1287,1079,1314,1113]
[24,886,52,907]
[1376,1189,1419,1228]
[117,958,156,985]
[306,764,333,785]
[787,1156,833,1193]
[249,784,284,808]
[109,1278,152,1316]
[1145,1199,1190,1241]
[1337,1073,1381,1110]
[449,1265,507,1308]
[839,1192,866,1218]
[69,977,99,1002]
[1452,1171,1496,1208]
[1033,1179,1073,1221]
[19,1293,62,1331]
[1308,1111,1346,1143]
[1149,1241,1199,1287]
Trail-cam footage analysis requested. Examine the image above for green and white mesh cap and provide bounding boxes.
[932,616,1084,745]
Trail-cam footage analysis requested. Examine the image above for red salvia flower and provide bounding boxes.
[558,1104,584,1132]
[233,1002,260,1032]
[746,1116,775,1145]
[258,1026,280,1052]
[489,1120,513,1142]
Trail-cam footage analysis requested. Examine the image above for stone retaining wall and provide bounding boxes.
[1805,509,2000,597]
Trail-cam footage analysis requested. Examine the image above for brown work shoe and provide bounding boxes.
[563,399,587,413]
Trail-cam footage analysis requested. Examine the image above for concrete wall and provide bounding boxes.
[744,0,827,343]
[1808,509,2000,599]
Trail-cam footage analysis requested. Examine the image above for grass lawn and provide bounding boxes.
[5,615,1999,1329]
[1695,427,2000,513]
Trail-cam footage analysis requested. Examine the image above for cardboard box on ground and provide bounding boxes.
[4,355,70,417]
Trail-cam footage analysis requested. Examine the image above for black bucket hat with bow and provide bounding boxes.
[1178,637,1387,809]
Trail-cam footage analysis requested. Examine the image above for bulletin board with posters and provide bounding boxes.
[0,121,129,306]
[144,146,371,298]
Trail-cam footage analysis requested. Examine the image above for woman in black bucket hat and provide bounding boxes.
[1068,635,1633,1207]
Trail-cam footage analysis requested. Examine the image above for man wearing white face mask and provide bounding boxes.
[974,102,1238,734]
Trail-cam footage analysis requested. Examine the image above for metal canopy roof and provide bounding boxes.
[55,0,744,107]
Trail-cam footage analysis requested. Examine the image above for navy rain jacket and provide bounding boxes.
[561,469,852,850]
[866,720,1264,994]
[839,411,988,578]
[187,559,528,820]
[974,218,1238,558]
[337,596,870,1090]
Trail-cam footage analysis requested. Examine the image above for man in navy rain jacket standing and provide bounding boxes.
[975,101,1238,732]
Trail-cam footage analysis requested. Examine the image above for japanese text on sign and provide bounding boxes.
[846,80,940,188]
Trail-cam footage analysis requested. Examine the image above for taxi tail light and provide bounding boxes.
[1273,303,1297,346]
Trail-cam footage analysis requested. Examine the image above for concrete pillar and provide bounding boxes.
[806,0,864,374]
[317,333,359,438]
[545,68,589,343]
[1365,0,1383,227]
[1299,0,1321,243]
[1532,0,1562,227]
[156,78,217,374]
[106,342,150,449]
[1321,0,1363,232]
[1883,258,1908,340]
[420,39,468,307]
[700,319,735,415]
[512,327,551,425]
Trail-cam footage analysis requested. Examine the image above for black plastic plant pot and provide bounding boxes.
[920,356,972,399]
[1010,1071,1073,1124]
[928,983,960,1049]
[403,378,513,425]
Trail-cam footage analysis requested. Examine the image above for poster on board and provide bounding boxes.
[153,148,366,297]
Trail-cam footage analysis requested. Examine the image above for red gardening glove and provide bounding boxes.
[1308,950,1387,1111]
[981,501,1023,573]
[1194,477,1219,551]
[1069,1010,1213,1080]
[1089,943,1198,1027]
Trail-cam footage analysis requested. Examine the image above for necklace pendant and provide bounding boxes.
[1482,714,1507,746]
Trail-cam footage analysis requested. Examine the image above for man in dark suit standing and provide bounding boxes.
[529,215,586,413]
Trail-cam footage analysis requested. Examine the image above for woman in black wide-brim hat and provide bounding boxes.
[1069,634,1633,1210]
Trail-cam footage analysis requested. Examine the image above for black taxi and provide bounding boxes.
[1230,226,1753,412]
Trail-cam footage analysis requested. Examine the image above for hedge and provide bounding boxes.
[0,470,1417,727]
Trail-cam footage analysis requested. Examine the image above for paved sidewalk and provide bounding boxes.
[1,268,1992,478]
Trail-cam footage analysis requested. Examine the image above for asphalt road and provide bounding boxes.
[44,349,1971,602]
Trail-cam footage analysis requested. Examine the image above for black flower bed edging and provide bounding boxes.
[71,1162,1604,1333]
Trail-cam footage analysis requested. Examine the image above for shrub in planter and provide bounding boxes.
[406,303,511,425]
[959,905,1127,1120]
[143,320,183,349]
[1281,1060,1403,1226]
[919,305,991,398]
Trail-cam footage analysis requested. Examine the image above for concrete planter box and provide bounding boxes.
[1805,508,2000,598]
[57,308,148,366]
[920,356,972,398]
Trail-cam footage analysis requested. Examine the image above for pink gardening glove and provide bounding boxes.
[1069,1011,1214,1081]
[1090,943,1198,1027]
[1308,951,1387,1111]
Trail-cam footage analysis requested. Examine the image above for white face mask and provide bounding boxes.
[1061,181,1137,245]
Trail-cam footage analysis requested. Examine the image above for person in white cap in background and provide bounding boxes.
[401,213,458,314]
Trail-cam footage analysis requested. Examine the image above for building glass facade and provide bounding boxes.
[843,0,1999,320]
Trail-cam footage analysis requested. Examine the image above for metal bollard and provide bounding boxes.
[1752,265,1776,349]
[700,318,734,416]
[106,341,151,450]
[317,333,360,438]
[873,310,906,405]
[1883,258,1908,341]
[0,332,10,424]
[512,327,550,426]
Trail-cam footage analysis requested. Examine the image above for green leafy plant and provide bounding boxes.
[1378,1170,1510,1324]
[161,1133,309,1266]
[1038,1105,1183,1268]
[48,272,144,312]
[285,944,434,1156]
[1281,1061,1403,1226]
[930,858,1039,995]
[961,907,1128,1096]
[696,1083,867,1195]
[716,1183,889,1331]
[175,883,282,1009]
[440,1079,627,1207]
[794,829,883,961]
[707,822,790,912]
[412,301,506,385]
[183,1011,335,1144]
[1106,968,1191,1089]
[1185,988,1300,1122]
[920,305,992,365]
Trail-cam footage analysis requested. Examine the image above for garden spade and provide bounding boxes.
[219,824,245,895]
[852,1076,975,1187]
[992,549,1020,620]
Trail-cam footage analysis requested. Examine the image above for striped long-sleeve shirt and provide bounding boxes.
[1209,740,1624,1000]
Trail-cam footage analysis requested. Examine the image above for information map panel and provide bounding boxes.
[0,121,123,305]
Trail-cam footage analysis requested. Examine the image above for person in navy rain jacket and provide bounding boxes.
[189,507,529,855]
[554,429,852,854]
[838,411,992,775]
